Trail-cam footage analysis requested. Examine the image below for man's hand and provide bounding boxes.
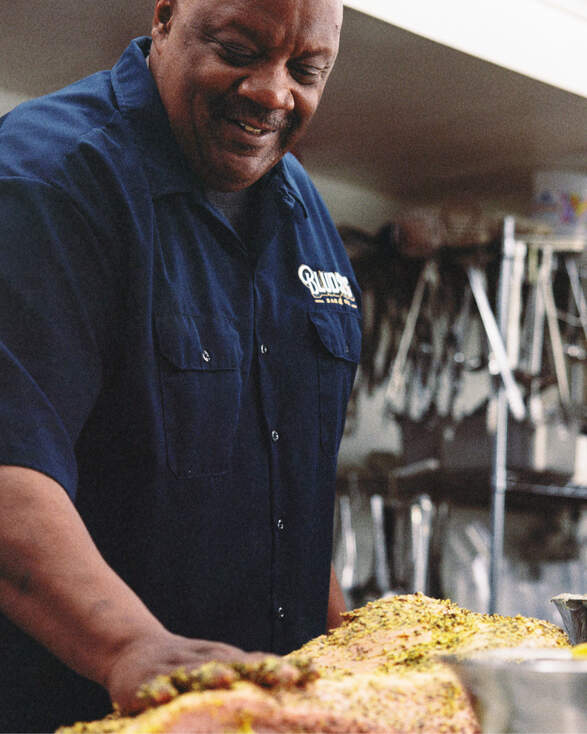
[106,632,266,714]
[326,564,346,631]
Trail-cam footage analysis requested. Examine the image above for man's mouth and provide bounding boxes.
[235,120,269,137]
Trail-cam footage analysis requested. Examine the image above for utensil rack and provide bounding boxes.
[488,218,586,612]
[377,217,586,611]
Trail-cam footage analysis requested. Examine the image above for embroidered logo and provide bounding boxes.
[298,264,357,308]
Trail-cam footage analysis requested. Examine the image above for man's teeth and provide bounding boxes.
[238,121,264,136]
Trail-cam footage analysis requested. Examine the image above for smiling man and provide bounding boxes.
[150,0,341,190]
[0,0,360,731]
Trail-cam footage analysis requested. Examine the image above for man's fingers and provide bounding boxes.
[129,656,320,712]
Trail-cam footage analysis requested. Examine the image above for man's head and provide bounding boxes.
[149,0,343,191]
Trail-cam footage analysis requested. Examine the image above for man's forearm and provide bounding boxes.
[0,465,267,714]
[326,564,346,631]
[0,465,165,688]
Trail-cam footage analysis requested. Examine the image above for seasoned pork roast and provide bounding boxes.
[57,593,569,734]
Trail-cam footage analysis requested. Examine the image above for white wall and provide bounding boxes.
[308,171,400,234]
[0,88,29,117]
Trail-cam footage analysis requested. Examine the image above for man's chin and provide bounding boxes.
[197,148,285,191]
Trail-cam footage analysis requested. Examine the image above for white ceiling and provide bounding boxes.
[300,8,587,202]
[346,0,587,98]
[3,1,587,205]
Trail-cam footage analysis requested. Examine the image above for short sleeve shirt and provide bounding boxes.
[0,37,361,730]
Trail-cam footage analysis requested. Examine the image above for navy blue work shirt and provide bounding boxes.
[0,37,361,731]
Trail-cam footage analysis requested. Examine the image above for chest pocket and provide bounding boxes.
[310,310,361,457]
[156,312,243,478]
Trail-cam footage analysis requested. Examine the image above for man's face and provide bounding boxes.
[150,0,342,191]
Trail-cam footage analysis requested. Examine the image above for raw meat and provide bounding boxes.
[57,593,569,734]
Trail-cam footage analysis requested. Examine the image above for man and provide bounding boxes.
[0,0,360,731]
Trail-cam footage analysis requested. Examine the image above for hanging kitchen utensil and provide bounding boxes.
[466,264,526,421]
[540,248,572,413]
[384,260,439,416]
[443,285,473,421]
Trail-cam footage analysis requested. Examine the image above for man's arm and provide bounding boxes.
[326,564,346,631]
[0,465,261,714]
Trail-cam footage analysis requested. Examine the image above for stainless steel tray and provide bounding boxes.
[444,647,587,734]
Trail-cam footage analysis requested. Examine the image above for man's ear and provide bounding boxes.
[152,0,174,42]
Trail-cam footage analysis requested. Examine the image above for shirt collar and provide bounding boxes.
[111,37,201,198]
[111,36,307,217]
[277,155,309,219]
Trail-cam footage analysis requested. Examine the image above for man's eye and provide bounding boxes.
[290,65,322,85]
[219,43,256,66]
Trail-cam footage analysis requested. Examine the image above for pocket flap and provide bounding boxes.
[156,313,241,370]
[309,310,361,363]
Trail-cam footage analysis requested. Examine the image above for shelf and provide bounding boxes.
[344,0,587,98]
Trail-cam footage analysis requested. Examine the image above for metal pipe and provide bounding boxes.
[339,492,357,592]
[370,494,391,596]
[489,216,516,614]
[410,494,433,594]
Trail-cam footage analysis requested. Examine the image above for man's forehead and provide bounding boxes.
[183,0,342,29]
[180,0,341,61]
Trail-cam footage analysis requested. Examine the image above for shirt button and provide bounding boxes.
[260,344,269,355]
[279,189,296,209]
[202,349,211,362]
[277,606,286,620]
[271,430,280,443]
[276,518,285,531]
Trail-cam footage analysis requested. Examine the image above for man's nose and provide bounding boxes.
[238,65,295,112]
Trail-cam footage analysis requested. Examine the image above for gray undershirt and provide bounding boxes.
[206,187,252,241]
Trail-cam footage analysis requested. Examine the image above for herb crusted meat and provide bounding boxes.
[58,594,569,734]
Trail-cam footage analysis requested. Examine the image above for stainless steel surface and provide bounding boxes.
[551,594,587,645]
[444,647,587,734]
